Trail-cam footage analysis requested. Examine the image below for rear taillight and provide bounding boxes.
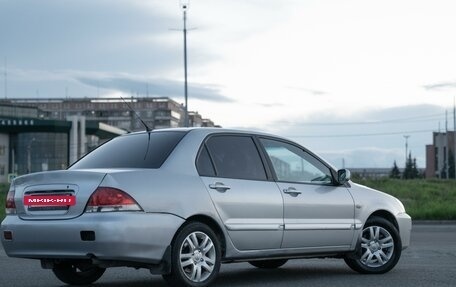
[85,187,142,213]
[6,189,16,215]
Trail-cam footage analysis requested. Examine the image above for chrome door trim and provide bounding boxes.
[285,223,354,230]
[225,224,283,231]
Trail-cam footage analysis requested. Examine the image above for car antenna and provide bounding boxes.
[120,96,151,132]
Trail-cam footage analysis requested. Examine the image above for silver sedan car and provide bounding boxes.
[1,128,411,287]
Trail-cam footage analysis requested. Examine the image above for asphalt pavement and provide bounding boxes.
[1,223,455,287]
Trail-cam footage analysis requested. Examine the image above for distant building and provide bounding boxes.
[0,97,218,182]
[1,97,217,131]
[349,168,398,179]
[0,104,125,182]
[188,111,219,128]
[425,131,455,178]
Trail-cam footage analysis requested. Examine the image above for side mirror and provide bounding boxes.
[337,169,351,185]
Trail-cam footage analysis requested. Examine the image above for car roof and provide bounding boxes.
[125,127,289,141]
[119,127,339,173]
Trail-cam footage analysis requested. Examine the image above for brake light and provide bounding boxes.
[6,189,16,215]
[85,187,142,213]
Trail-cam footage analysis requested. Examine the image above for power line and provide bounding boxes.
[278,112,446,126]
[283,129,435,138]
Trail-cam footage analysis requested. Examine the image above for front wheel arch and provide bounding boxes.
[368,210,399,232]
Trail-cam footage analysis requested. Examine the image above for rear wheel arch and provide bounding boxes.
[165,218,223,286]
[174,214,227,258]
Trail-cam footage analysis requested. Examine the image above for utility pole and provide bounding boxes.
[446,110,449,179]
[180,0,189,127]
[454,96,456,179]
[403,135,410,167]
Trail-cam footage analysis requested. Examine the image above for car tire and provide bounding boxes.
[163,222,221,287]
[344,216,402,274]
[249,259,288,269]
[52,262,105,285]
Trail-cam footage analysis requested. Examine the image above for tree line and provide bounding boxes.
[390,152,421,179]
[390,151,455,179]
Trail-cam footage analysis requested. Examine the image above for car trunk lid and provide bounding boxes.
[13,170,106,220]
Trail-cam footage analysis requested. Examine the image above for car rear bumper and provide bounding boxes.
[1,212,184,265]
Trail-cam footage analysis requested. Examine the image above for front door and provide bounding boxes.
[259,138,355,249]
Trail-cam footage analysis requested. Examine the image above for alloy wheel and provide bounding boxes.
[360,225,395,268]
[179,231,216,283]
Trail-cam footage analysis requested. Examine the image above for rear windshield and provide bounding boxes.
[70,131,187,169]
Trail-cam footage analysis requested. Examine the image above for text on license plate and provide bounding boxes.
[23,195,76,206]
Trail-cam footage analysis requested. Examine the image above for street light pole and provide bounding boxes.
[180,0,189,127]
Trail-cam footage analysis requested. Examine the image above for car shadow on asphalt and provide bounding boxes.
[84,264,356,287]
[215,265,355,286]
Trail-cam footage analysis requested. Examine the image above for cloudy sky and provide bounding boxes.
[1,0,456,168]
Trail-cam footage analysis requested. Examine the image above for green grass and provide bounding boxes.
[354,178,456,220]
[0,179,455,221]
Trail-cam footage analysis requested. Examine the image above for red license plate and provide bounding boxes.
[23,195,76,206]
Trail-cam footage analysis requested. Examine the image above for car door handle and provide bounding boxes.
[209,182,231,192]
[283,187,302,196]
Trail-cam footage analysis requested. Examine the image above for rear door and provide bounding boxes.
[197,134,284,251]
[259,138,355,250]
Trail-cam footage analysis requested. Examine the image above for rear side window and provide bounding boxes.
[205,135,267,180]
[196,145,216,176]
[70,131,186,169]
